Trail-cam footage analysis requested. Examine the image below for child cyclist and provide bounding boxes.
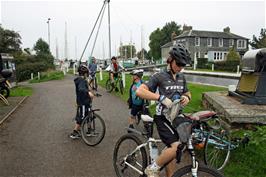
[70,64,94,139]
[127,69,145,131]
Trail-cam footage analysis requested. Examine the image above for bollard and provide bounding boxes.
[237,65,240,74]
[31,73,34,80]
[73,65,76,75]
[212,64,214,71]
[100,68,103,81]
[38,72,40,80]
[66,66,69,73]
[63,68,66,75]
[122,71,126,88]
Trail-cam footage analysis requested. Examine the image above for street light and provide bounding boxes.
[47,18,51,48]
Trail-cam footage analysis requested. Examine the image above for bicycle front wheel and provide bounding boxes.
[106,79,113,92]
[81,113,106,146]
[204,131,231,170]
[113,134,148,177]
[119,80,124,95]
[172,165,224,177]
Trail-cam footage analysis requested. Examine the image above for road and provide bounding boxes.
[0,75,130,177]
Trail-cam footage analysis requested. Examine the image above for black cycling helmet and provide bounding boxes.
[168,43,191,66]
[78,64,88,75]
[131,69,144,78]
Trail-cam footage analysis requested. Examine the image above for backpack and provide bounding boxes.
[127,80,143,109]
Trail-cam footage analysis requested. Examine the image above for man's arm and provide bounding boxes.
[136,84,160,101]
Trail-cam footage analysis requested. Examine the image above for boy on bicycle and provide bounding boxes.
[70,64,94,139]
[107,56,124,88]
[127,69,144,131]
[136,44,192,177]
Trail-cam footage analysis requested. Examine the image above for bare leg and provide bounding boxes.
[165,159,177,177]
[155,142,180,177]
[74,123,81,131]
[128,116,136,125]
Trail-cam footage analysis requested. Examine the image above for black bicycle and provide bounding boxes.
[105,71,124,94]
[80,93,106,146]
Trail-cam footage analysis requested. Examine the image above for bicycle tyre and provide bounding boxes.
[204,131,231,170]
[106,79,113,93]
[172,165,224,177]
[0,86,10,98]
[113,134,148,177]
[119,80,124,95]
[81,113,106,146]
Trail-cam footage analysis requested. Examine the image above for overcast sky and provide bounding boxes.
[1,0,265,61]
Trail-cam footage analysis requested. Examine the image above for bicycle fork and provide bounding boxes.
[188,134,199,177]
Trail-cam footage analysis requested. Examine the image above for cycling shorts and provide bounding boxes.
[75,105,90,125]
[130,104,143,117]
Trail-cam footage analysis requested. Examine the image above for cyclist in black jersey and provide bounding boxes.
[136,43,192,177]
[70,64,94,139]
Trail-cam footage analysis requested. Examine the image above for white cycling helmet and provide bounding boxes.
[131,69,144,78]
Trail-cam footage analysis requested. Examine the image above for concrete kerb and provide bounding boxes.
[0,96,28,125]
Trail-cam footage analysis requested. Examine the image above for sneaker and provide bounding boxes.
[70,130,81,139]
[115,87,119,92]
[144,165,160,177]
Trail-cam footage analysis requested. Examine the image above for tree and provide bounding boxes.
[148,21,182,60]
[250,28,266,49]
[227,47,240,61]
[137,49,150,60]
[118,44,136,59]
[0,25,22,54]
[33,38,51,55]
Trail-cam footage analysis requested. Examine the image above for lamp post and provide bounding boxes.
[47,18,51,48]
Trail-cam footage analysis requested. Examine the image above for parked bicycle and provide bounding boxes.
[113,100,224,177]
[80,93,106,146]
[105,71,124,94]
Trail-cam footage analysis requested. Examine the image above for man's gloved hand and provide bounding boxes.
[158,95,173,109]
[180,95,190,106]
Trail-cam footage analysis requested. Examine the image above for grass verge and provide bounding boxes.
[29,70,64,83]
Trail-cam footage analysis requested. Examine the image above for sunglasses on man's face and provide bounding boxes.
[176,63,186,67]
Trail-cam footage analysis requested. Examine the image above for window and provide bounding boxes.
[229,39,234,46]
[195,37,200,46]
[207,38,212,47]
[237,40,246,49]
[214,52,216,60]
[219,38,223,47]
[217,53,220,59]
[224,53,227,60]
[220,53,223,60]
[196,52,200,58]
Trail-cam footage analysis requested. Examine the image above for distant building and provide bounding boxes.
[161,26,249,62]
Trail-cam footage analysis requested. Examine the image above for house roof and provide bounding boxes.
[161,41,173,48]
[175,30,249,40]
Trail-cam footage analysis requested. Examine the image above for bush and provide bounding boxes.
[213,60,240,72]
[16,62,48,81]
[197,58,209,69]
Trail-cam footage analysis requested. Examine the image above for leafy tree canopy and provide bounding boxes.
[148,21,182,60]
[227,47,240,61]
[0,25,22,54]
[250,28,266,49]
[33,38,51,55]
[137,48,150,60]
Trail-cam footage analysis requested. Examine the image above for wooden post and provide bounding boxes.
[237,65,240,74]
[212,64,214,71]
[100,68,103,81]
[122,71,126,88]
[38,72,40,80]
[31,73,34,80]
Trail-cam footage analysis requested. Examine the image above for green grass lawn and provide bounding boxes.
[29,70,65,83]
[10,86,33,97]
[97,71,266,177]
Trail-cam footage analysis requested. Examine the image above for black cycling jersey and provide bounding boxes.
[74,76,91,106]
[145,70,189,115]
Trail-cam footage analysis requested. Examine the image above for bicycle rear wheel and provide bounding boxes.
[113,134,148,177]
[81,113,106,146]
[204,131,231,170]
[119,80,124,95]
[106,79,113,92]
[172,165,224,177]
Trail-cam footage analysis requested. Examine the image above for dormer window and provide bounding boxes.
[195,37,200,46]
[229,39,234,47]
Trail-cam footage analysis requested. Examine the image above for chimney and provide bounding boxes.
[223,26,230,33]
[183,24,192,31]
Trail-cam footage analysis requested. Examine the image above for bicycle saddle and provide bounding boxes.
[187,111,216,121]
[141,114,154,122]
